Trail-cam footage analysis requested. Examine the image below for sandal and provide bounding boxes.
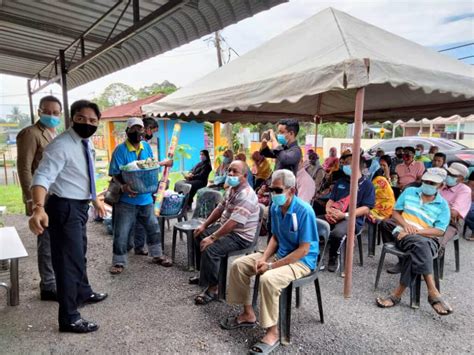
[194,290,218,305]
[428,295,453,316]
[134,249,148,256]
[109,265,124,275]
[220,316,257,330]
[152,256,173,267]
[376,294,401,308]
[248,341,280,354]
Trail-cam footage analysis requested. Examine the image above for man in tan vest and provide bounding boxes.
[17,95,62,301]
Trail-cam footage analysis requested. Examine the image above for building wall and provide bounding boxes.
[156,119,204,172]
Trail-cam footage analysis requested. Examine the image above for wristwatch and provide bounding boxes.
[344,212,350,220]
[267,262,273,270]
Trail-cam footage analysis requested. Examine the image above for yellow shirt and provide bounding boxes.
[255,158,272,180]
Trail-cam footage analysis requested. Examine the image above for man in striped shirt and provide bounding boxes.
[191,160,259,305]
[377,168,453,315]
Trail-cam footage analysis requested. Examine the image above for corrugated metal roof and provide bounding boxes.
[0,0,286,89]
[101,93,166,119]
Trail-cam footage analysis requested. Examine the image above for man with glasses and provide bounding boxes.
[108,117,173,275]
[29,100,108,333]
[17,95,62,301]
[377,168,452,315]
[221,169,319,354]
[395,146,425,189]
[190,160,259,304]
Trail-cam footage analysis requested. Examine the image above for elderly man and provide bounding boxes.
[438,163,471,254]
[376,169,452,315]
[190,160,259,304]
[108,117,173,274]
[395,146,425,189]
[17,95,62,301]
[260,118,301,176]
[220,169,319,354]
[325,154,375,272]
[251,150,272,190]
[29,100,107,333]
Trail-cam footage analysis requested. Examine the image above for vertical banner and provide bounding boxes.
[154,123,181,216]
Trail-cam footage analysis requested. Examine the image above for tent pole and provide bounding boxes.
[314,93,323,150]
[344,87,365,298]
[456,119,461,140]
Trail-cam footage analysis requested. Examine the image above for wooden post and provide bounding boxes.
[343,87,366,298]
[3,154,8,186]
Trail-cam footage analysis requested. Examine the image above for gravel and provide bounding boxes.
[0,214,473,354]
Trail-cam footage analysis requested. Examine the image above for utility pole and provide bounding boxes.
[215,31,223,68]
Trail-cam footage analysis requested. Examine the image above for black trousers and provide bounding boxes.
[46,195,93,326]
[187,179,207,207]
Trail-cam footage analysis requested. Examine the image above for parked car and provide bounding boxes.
[368,137,474,172]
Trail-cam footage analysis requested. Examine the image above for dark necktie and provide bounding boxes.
[82,139,97,200]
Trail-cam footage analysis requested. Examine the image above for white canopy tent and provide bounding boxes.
[144,7,474,297]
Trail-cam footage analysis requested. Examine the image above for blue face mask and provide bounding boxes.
[39,114,61,128]
[277,134,288,145]
[226,175,240,187]
[415,151,422,158]
[223,156,231,164]
[421,183,437,196]
[342,165,352,177]
[445,176,458,187]
[272,193,287,206]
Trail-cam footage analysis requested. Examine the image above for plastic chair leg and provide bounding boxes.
[368,223,376,257]
[410,275,421,309]
[357,233,364,266]
[159,218,165,252]
[171,227,178,262]
[439,254,445,280]
[314,278,324,324]
[374,248,386,290]
[295,287,301,309]
[186,230,194,271]
[433,258,440,292]
[279,284,292,346]
[377,224,382,245]
[218,257,228,301]
[454,238,460,272]
[252,275,260,309]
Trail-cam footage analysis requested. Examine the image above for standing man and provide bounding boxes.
[260,118,301,177]
[108,117,173,274]
[29,100,108,333]
[17,95,62,301]
[132,116,159,255]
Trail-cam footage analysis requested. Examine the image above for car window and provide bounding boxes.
[376,140,406,153]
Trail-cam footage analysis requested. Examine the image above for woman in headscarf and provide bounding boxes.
[182,150,213,208]
[322,147,339,173]
[368,164,395,222]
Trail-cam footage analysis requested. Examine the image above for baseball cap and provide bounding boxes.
[422,168,447,184]
[127,117,144,128]
[446,162,469,178]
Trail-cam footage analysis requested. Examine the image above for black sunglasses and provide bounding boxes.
[268,187,284,194]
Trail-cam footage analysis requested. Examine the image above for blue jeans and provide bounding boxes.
[132,222,147,252]
[113,202,162,266]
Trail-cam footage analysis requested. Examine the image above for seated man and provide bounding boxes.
[221,169,319,354]
[431,152,447,169]
[191,160,259,304]
[108,117,173,274]
[325,154,375,272]
[439,163,471,254]
[395,146,425,189]
[376,169,452,315]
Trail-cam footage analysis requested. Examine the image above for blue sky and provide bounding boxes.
[0,0,472,117]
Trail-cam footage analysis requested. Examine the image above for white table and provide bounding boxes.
[0,227,28,306]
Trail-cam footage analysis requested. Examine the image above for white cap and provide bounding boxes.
[447,162,469,178]
[127,117,144,128]
[422,167,447,184]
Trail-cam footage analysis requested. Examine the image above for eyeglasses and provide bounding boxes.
[268,187,284,194]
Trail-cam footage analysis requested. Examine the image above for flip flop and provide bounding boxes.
[220,316,257,330]
[248,341,280,355]
[194,290,218,305]
[428,295,453,316]
[109,265,124,275]
[376,294,401,308]
[188,276,200,285]
[152,256,173,267]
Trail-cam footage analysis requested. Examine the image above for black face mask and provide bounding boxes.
[73,122,97,139]
[144,133,153,141]
[396,153,403,159]
[127,131,144,144]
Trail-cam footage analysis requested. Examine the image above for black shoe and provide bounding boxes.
[134,248,148,256]
[327,257,337,273]
[83,292,108,305]
[387,263,401,274]
[59,318,99,333]
[189,276,200,285]
[40,290,58,302]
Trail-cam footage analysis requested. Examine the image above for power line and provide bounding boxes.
[458,55,474,60]
[438,42,474,52]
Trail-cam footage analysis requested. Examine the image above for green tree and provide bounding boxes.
[93,83,138,110]
[8,106,30,129]
[136,80,178,98]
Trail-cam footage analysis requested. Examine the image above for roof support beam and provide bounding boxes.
[0,48,53,63]
[0,12,106,45]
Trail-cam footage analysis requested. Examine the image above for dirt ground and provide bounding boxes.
[0,213,473,354]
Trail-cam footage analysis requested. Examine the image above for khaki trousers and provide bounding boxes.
[227,252,310,329]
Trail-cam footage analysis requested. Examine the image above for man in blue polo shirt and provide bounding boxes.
[221,169,319,354]
[108,117,172,274]
[325,154,375,272]
[376,168,452,315]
